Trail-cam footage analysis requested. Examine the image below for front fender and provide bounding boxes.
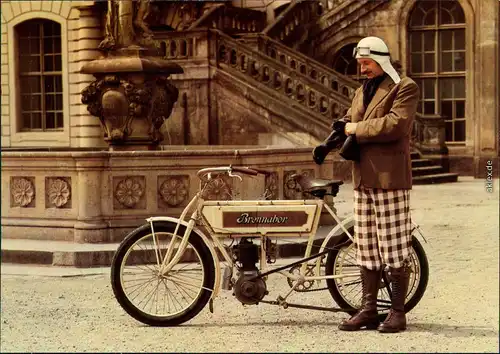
[146,216,222,299]
[314,215,355,282]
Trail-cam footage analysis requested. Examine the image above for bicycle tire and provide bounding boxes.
[325,231,429,319]
[111,221,216,326]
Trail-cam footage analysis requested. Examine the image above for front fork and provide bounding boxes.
[152,193,201,276]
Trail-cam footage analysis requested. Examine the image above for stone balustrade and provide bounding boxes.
[243,33,359,100]
[154,29,352,127]
[315,0,389,53]
[213,30,351,123]
[188,4,267,34]
[155,30,209,61]
[1,147,337,243]
[263,0,323,46]
[320,0,347,11]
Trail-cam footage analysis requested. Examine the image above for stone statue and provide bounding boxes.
[99,0,155,51]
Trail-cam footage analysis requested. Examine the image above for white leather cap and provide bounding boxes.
[354,36,401,84]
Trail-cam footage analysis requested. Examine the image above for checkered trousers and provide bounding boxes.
[353,185,412,270]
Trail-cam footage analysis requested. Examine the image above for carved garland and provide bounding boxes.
[81,75,178,143]
[265,172,279,200]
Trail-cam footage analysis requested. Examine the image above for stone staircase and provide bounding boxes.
[313,0,390,51]
[161,3,459,184]
[261,0,324,50]
[261,0,389,59]
[210,29,355,143]
[217,31,459,184]
[411,151,459,184]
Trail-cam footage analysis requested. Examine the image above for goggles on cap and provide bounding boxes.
[353,47,391,58]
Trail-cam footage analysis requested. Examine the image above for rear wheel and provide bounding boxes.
[325,228,429,319]
[110,221,216,326]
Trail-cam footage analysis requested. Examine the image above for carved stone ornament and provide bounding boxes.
[11,177,35,207]
[159,176,189,207]
[283,170,303,200]
[47,178,71,208]
[115,177,144,208]
[202,175,232,201]
[265,172,279,200]
[81,74,179,148]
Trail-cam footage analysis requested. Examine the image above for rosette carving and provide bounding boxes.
[46,178,71,208]
[201,175,232,201]
[159,176,189,207]
[11,177,35,207]
[114,177,145,208]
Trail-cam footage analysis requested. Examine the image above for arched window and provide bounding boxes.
[408,0,466,143]
[332,43,362,82]
[15,19,63,131]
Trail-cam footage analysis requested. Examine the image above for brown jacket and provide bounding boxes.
[343,75,420,190]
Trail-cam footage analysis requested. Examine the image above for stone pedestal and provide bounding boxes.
[80,48,184,151]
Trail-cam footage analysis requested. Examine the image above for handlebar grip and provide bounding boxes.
[231,166,259,176]
[249,167,272,176]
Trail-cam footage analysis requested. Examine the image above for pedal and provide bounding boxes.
[209,299,214,313]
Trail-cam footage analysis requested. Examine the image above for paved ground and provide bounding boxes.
[1,177,499,353]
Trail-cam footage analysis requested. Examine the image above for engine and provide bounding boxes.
[231,238,267,305]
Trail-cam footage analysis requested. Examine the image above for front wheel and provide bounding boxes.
[110,221,216,326]
[325,229,429,319]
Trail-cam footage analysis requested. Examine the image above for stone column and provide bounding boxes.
[73,153,109,243]
[70,5,105,148]
[474,0,499,177]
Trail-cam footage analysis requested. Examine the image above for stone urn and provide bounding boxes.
[80,49,183,150]
[80,0,184,150]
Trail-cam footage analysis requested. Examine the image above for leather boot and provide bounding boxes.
[338,267,382,331]
[378,265,410,333]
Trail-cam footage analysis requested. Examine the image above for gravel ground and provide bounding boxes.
[1,177,499,353]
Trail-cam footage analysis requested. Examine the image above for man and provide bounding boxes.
[337,36,420,333]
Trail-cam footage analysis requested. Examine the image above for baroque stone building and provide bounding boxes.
[1,0,498,175]
[0,0,498,249]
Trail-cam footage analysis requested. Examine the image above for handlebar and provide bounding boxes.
[230,166,259,176]
[196,165,270,182]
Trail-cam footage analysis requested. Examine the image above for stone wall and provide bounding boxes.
[1,147,339,243]
[0,0,104,149]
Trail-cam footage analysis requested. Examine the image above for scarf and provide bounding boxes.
[362,73,388,109]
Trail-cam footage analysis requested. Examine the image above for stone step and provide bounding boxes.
[412,173,459,185]
[412,165,444,177]
[1,226,339,268]
[411,158,433,168]
[410,151,420,159]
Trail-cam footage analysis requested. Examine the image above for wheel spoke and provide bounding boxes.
[328,238,426,315]
[115,227,209,322]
